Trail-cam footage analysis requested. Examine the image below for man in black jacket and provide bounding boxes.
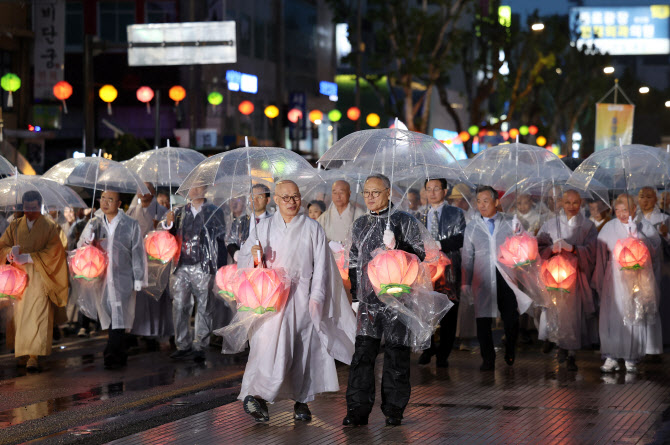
[417,178,466,367]
[165,186,226,362]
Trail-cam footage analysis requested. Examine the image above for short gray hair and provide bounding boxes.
[365,174,390,190]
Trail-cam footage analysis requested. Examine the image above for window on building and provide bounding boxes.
[146,1,177,23]
[99,1,135,43]
[65,1,83,51]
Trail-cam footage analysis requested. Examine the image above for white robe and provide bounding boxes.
[536,212,598,350]
[317,202,364,243]
[593,218,662,360]
[237,211,356,403]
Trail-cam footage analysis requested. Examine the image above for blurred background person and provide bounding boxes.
[308,200,326,220]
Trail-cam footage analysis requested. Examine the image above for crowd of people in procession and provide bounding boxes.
[0,158,669,428]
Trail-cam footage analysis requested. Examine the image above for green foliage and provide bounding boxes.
[100,134,151,162]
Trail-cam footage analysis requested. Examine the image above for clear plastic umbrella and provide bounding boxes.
[43,156,149,208]
[465,142,572,191]
[0,154,14,177]
[567,144,670,201]
[0,173,87,212]
[124,145,206,188]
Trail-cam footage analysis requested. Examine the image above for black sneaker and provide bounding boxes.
[418,350,432,365]
[566,356,578,371]
[170,348,194,360]
[294,402,312,421]
[385,416,402,426]
[342,414,368,426]
[193,349,206,363]
[243,395,269,422]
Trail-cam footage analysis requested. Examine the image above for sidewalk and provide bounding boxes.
[110,344,670,444]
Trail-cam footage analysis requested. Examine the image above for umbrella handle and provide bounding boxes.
[161,221,173,230]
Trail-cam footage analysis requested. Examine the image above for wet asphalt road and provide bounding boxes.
[0,335,247,444]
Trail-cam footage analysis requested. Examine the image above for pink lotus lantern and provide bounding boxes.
[334,251,349,281]
[71,245,107,280]
[367,250,420,296]
[0,264,28,300]
[498,233,538,268]
[145,231,179,264]
[215,264,238,302]
[614,237,650,270]
[423,251,451,283]
[540,253,578,292]
[234,268,290,314]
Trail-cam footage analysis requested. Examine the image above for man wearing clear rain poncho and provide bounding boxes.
[461,186,533,372]
[594,194,662,374]
[234,180,356,423]
[78,191,146,369]
[343,174,452,427]
[536,189,598,371]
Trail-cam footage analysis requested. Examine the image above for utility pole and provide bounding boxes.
[274,0,285,147]
[83,34,95,156]
[354,0,363,131]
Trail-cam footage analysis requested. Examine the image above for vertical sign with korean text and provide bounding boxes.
[594,103,635,151]
[33,0,65,100]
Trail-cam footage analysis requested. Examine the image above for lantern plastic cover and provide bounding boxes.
[344,208,454,349]
[213,266,292,354]
[43,157,150,195]
[540,252,580,349]
[614,237,658,326]
[142,230,179,301]
[67,246,108,320]
[0,175,87,211]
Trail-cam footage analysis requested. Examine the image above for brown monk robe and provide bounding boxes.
[0,210,68,369]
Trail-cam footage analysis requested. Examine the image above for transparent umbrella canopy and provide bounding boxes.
[0,174,88,212]
[0,155,14,177]
[465,142,572,191]
[124,146,206,187]
[567,144,670,201]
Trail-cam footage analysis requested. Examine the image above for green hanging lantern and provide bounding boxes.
[207,91,223,107]
[328,109,342,122]
[1,73,21,107]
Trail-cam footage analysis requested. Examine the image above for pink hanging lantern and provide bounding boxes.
[367,250,420,296]
[234,268,290,314]
[0,264,28,300]
[614,237,650,270]
[144,231,178,264]
[540,253,578,292]
[136,86,154,114]
[71,245,107,280]
[215,264,238,302]
[498,233,539,268]
[424,251,451,283]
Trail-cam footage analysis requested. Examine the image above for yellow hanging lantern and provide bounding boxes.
[99,84,118,115]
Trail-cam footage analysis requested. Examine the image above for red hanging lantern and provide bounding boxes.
[238,100,255,115]
[287,108,303,123]
[53,81,73,114]
[169,85,186,105]
[367,250,420,296]
[136,86,154,114]
[234,268,290,314]
[347,107,361,121]
[71,245,107,280]
[614,237,650,270]
[216,264,238,302]
[498,233,538,268]
[424,251,451,283]
[540,253,578,292]
[144,231,179,264]
[528,125,539,135]
[0,264,28,300]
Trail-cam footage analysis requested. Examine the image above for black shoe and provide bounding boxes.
[542,340,555,354]
[193,349,206,363]
[342,412,368,426]
[385,416,402,426]
[170,348,194,360]
[418,350,432,365]
[480,361,495,371]
[436,357,448,368]
[504,354,515,366]
[557,348,567,364]
[243,395,269,422]
[566,356,578,371]
[294,402,312,421]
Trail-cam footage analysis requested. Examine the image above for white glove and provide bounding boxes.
[12,252,32,265]
[383,229,396,249]
[309,299,323,332]
[460,285,473,305]
[627,216,638,237]
[328,241,344,253]
[8,246,19,262]
[134,280,143,292]
[233,250,240,263]
[512,215,522,235]
[552,239,573,254]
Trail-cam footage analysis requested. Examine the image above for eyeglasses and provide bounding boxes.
[362,188,388,198]
[278,194,301,203]
[99,197,118,203]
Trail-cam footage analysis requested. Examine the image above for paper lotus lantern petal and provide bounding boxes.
[424,251,451,283]
[498,233,538,268]
[367,249,420,296]
[71,246,107,280]
[335,252,349,281]
[144,231,179,264]
[233,268,290,314]
[0,265,28,300]
[614,237,650,270]
[540,253,578,292]
[216,264,238,300]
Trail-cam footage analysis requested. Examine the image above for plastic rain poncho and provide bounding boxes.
[536,211,598,350]
[77,210,146,330]
[347,207,453,349]
[220,211,355,404]
[461,213,533,319]
[593,217,662,360]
